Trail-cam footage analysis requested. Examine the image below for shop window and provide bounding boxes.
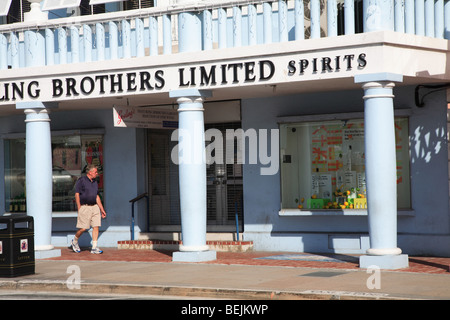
[280,117,410,210]
[4,134,103,213]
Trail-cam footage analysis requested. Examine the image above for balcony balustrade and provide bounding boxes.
[0,0,448,69]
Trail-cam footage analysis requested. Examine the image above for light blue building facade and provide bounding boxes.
[0,0,449,267]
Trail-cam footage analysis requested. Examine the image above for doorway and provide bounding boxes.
[206,122,243,231]
[147,123,243,232]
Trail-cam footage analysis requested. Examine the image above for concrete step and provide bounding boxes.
[137,232,242,242]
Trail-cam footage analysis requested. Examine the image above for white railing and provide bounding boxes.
[0,0,449,69]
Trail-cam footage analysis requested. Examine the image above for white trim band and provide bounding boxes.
[177,108,205,112]
[24,118,51,123]
[362,94,395,100]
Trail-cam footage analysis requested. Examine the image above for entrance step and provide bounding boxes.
[117,240,253,252]
[137,232,242,242]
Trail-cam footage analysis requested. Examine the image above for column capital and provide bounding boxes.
[24,108,51,123]
[170,89,212,111]
[16,101,58,110]
[355,73,403,100]
[169,89,212,99]
[354,72,403,84]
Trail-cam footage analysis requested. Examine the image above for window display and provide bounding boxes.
[4,134,103,213]
[280,118,410,210]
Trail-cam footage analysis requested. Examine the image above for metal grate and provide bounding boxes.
[300,271,347,277]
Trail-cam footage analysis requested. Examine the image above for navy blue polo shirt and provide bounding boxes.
[75,176,98,205]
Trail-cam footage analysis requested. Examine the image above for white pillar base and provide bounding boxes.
[359,254,409,270]
[366,247,402,256]
[35,248,61,260]
[172,250,217,262]
[179,244,210,252]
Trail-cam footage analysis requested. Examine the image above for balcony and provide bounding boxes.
[0,0,449,70]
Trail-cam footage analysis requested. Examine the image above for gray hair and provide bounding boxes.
[86,164,98,173]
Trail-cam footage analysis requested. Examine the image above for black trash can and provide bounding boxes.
[0,214,35,277]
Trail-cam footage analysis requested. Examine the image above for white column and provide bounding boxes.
[355,73,408,270]
[170,90,216,262]
[16,103,60,258]
[25,108,52,250]
[19,1,61,259]
[171,3,216,262]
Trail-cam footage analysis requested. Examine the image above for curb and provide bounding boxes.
[0,280,412,300]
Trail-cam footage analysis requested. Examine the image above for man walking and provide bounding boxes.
[71,164,106,254]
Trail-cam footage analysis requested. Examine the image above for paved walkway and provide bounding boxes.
[0,247,449,300]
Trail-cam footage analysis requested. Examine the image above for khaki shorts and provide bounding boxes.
[76,205,101,229]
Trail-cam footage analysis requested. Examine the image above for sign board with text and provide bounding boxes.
[113,106,178,129]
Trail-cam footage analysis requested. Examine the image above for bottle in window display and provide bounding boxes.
[311,168,320,198]
[346,145,352,171]
[344,145,357,194]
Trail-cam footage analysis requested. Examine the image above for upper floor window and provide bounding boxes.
[4,0,30,23]
[0,0,155,24]
[123,0,154,11]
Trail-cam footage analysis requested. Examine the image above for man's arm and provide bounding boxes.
[75,193,81,211]
[96,195,106,218]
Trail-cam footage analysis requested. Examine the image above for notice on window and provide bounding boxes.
[312,174,332,199]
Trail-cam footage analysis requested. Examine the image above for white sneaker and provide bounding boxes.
[71,239,81,253]
[90,247,103,254]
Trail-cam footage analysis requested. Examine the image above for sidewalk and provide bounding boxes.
[1,247,450,300]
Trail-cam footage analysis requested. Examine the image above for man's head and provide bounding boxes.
[86,164,99,180]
